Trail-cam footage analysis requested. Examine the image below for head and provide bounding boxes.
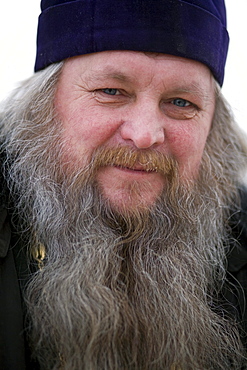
[1,0,247,369]
[33,0,230,215]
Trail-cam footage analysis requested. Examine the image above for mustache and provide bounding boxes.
[89,146,179,176]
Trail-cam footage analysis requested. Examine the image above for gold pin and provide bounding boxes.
[31,241,46,270]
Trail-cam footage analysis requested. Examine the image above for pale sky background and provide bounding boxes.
[0,1,247,133]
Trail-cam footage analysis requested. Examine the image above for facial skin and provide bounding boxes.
[55,51,215,211]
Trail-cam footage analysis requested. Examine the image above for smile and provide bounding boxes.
[114,165,158,173]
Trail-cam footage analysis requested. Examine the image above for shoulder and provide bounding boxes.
[228,186,247,273]
[221,187,247,347]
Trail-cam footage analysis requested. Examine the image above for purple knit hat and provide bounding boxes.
[35,0,229,85]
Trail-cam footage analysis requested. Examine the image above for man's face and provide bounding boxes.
[55,51,215,211]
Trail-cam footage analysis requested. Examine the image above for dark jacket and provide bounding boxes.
[1,194,247,369]
[0,203,39,370]
[0,206,26,370]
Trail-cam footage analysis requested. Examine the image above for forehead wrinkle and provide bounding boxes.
[79,64,214,103]
[84,66,134,84]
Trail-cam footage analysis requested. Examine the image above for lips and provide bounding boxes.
[115,164,157,173]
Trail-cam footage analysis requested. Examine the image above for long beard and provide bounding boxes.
[1,74,246,368]
[17,145,243,369]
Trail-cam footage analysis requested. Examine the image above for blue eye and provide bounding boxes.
[102,88,119,95]
[172,98,190,107]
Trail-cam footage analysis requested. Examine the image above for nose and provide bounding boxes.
[120,102,165,149]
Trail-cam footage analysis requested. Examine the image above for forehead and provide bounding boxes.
[62,50,214,94]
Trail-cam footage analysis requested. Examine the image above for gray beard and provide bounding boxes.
[1,72,246,368]
[21,151,244,370]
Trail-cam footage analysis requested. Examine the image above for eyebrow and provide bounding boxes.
[168,84,211,100]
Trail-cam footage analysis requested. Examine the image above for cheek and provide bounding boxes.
[60,107,122,158]
[167,124,210,177]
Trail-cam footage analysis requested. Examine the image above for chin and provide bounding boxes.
[97,173,165,214]
[103,189,160,217]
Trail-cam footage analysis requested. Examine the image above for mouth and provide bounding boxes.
[114,165,158,173]
[93,146,176,176]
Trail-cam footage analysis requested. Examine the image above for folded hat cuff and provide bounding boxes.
[35,0,229,85]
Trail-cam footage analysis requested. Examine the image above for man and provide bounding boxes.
[1,0,247,369]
